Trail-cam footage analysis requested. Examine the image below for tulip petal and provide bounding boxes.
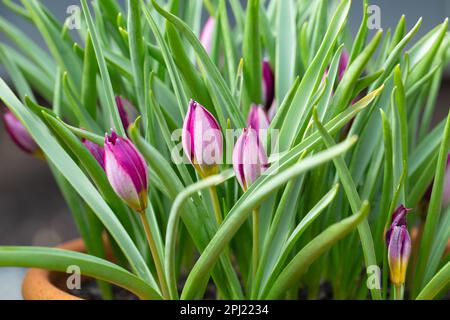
[83,139,105,170]
[104,131,148,212]
[3,111,40,154]
[105,147,142,211]
[262,60,275,110]
[182,100,223,175]
[233,129,247,190]
[200,17,215,54]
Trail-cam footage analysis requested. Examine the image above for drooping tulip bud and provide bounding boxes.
[104,130,148,212]
[182,100,223,178]
[247,104,270,142]
[83,139,105,170]
[2,110,41,157]
[233,128,269,191]
[200,17,215,55]
[386,205,412,286]
[262,59,275,111]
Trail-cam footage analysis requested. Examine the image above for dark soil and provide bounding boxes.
[68,280,138,300]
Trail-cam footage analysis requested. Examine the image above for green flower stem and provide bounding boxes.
[139,212,170,300]
[209,186,223,225]
[252,207,260,280]
[393,284,404,300]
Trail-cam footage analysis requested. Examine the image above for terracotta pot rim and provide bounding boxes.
[22,238,86,300]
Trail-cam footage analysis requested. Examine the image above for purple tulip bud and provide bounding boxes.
[182,100,223,177]
[233,128,269,191]
[115,96,132,130]
[386,205,411,245]
[2,110,41,156]
[248,104,270,134]
[104,130,148,212]
[267,101,277,121]
[262,59,275,111]
[200,17,215,55]
[83,139,105,170]
[323,49,349,83]
[338,50,349,81]
[387,225,411,286]
[386,205,412,286]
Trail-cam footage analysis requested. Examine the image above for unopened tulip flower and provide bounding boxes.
[338,50,349,81]
[104,130,148,212]
[323,49,349,83]
[247,104,270,141]
[182,100,223,178]
[115,96,132,130]
[83,139,105,170]
[233,128,269,191]
[3,110,41,157]
[386,205,412,286]
[262,59,275,111]
[200,17,215,55]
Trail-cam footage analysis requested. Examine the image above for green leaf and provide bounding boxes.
[259,184,340,298]
[165,170,235,299]
[181,136,358,299]
[349,0,369,63]
[21,0,81,87]
[80,0,125,136]
[150,0,245,127]
[327,30,383,121]
[141,4,188,119]
[275,0,296,105]
[278,0,351,151]
[415,109,450,295]
[242,0,262,110]
[0,79,157,291]
[0,247,161,300]
[416,261,450,300]
[81,32,98,119]
[266,201,370,299]
[312,109,381,300]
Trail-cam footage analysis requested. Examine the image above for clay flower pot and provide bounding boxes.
[22,239,86,300]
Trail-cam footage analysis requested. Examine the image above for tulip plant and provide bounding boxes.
[0,0,449,300]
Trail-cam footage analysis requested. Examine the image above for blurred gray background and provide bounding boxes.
[0,0,449,248]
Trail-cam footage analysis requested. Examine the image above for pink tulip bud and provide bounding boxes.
[386,205,412,286]
[233,128,269,191]
[83,139,105,170]
[115,96,134,130]
[247,104,270,142]
[182,100,223,177]
[104,130,148,212]
[200,17,215,55]
[262,59,275,111]
[338,50,349,81]
[323,49,349,83]
[2,110,41,156]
